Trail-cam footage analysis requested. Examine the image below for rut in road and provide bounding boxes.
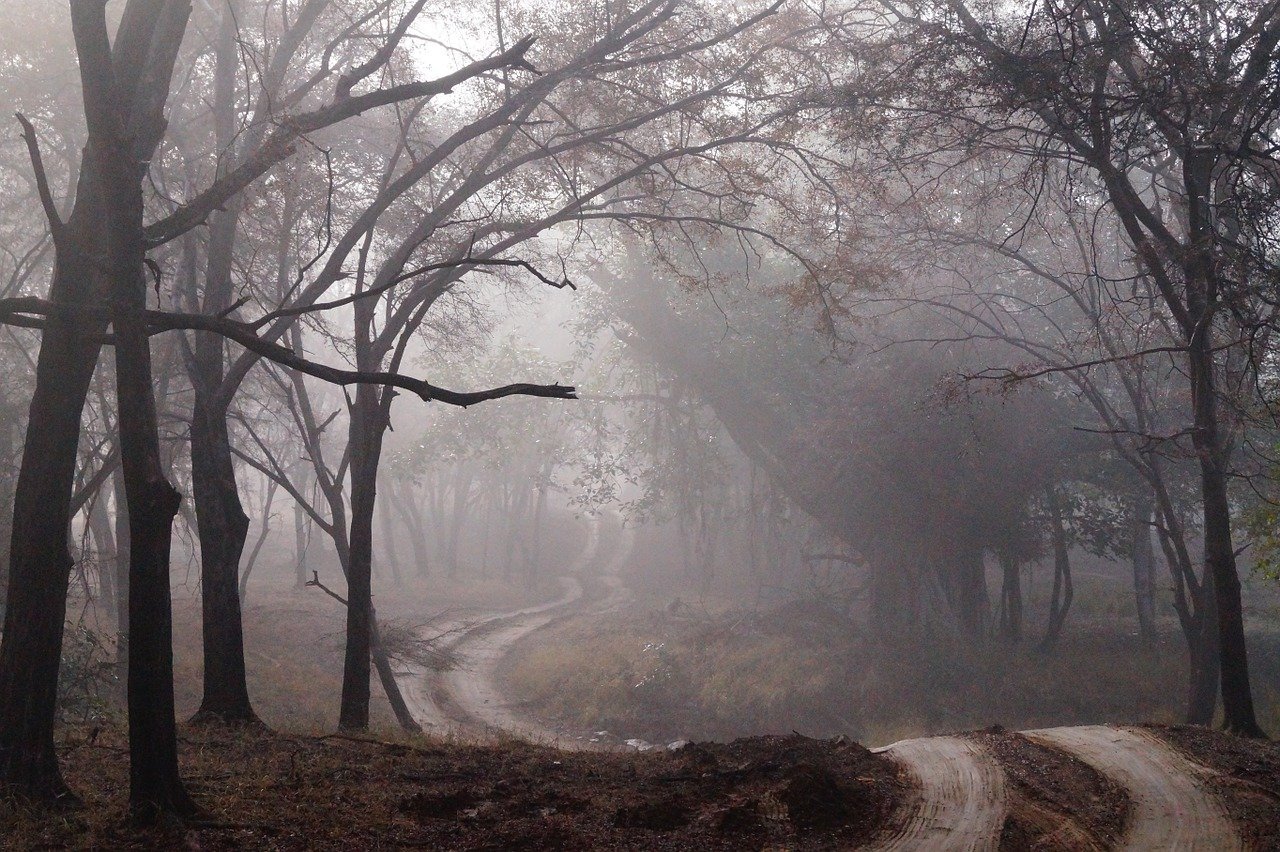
[1025,725,1244,851]
[868,735,1006,851]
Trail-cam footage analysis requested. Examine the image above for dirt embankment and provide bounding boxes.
[16,726,902,850]
[969,727,1130,851]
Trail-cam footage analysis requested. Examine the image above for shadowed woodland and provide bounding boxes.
[0,0,1279,843]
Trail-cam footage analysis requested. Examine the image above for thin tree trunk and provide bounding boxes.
[238,478,278,601]
[377,484,403,586]
[294,476,312,587]
[998,549,1022,642]
[114,469,130,694]
[370,611,421,731]
[1040,485,1073,652]
[88,490,118,615]
[1132,495,1157,645]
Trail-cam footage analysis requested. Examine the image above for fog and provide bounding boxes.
[0,0,1278,833]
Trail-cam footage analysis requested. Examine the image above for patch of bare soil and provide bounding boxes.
[5,726,903,850]
[1146,723,1280,851]
[968,726,1130,851]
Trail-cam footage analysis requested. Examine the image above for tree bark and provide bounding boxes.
[0,144,110,803]
[338,382,380,730]
[189,390,256,724]
[1189,330,1262,735]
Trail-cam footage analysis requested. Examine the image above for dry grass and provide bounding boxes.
[500,606,1280,747]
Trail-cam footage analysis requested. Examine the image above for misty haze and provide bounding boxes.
[0,0,1278,848]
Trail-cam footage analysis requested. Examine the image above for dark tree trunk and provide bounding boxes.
[1182,150,1262,736]
[115,307,199,820]
[1190,335,1261,734]
[370,612,422,732]
[184,0,258,726]
[0,308,104,804]
[338,383,380,730]
[189,391,256,724]
[0,133,111,803]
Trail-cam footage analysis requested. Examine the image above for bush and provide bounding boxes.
[57,623,118,724]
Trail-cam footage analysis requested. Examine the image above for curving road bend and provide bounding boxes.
[869,735,1006,851]
[1025,725,1244,851]
[403,512,634,748]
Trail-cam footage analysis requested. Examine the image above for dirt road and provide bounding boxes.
[404,513,634,747]
[399,520,1247,849]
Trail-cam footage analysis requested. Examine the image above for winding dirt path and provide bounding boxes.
[405,513,634,747]
[868,736,1006,851]
[1025,725,1244,851]
[398,528,1244,849]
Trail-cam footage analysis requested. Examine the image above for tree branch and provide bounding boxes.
[0,297,577,408]
[13,113,64,240]
[142,36,538,248]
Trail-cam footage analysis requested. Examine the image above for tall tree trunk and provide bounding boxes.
[1190,340,1260,734]
[339,383,380,730]
[1183,150,1262,736]
[0,133,110,802]
[185,0,258,727]
[0,310,104,803]
[115,307,199,819]
[189,385,256,724]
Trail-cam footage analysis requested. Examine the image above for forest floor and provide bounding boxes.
[11,725,903,850]
[4,722,1277,849]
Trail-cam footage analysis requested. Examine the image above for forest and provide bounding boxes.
[0,0,1279,848]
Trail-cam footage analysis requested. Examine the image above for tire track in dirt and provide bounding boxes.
[405,513,634,747]
[1024,725,1244,851]
[867,735,1006,851]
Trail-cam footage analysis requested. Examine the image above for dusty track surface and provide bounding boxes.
[405,514,635,747]
[868,736,1006,851]
[400,527,1247,849]
[1026,725,1244,851]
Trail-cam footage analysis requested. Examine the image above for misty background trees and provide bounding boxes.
[0,0,1277,824]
